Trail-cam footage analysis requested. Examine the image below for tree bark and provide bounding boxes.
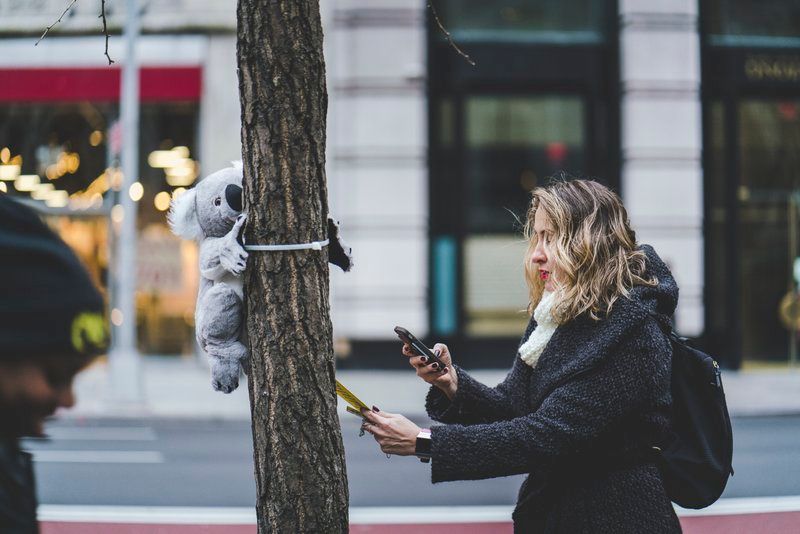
[236,1,349,532]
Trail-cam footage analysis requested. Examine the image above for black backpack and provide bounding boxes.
[651,317,735,509]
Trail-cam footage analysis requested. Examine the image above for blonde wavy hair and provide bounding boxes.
[523,177,657,323]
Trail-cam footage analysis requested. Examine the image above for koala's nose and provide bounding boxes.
[225,184,243,212]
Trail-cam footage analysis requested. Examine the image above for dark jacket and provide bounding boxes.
[426,244,682,533]
[0,439,38,534]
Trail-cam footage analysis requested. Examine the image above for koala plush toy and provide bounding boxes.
[169,161,352,393]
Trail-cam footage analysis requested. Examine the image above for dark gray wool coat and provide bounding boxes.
[426,244,683,533]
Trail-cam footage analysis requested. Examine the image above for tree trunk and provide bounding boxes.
[236,1,349,532]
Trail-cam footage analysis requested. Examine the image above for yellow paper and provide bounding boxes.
[336,380,369,413]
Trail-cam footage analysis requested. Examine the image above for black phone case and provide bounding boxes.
[394,326,443,367]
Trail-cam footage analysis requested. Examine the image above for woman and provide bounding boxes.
[360,178,682,533]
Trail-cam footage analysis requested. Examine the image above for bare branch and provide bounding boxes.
[427,1,476,67]
[36,0,79,46]
[36,0,114,65]
[100,0,114,64]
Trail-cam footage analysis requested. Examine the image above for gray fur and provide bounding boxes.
[168,160,354,392]
[169,163,248,393]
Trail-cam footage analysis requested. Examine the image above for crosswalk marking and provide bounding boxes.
[26,426,157,441]
[39,506,255,525]
[30,450,164,463]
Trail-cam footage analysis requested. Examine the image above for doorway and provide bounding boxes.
[706,97,800,365]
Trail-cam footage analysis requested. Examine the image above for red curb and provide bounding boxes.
[680,511,800,534]
[40,511,800,534]
[41,525,255,534]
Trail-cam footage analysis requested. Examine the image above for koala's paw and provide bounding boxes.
[210,357,241,394]
[208,341,248,394]
[220,216,248,276]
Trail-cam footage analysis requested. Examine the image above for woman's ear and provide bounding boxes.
[168,188,203,240]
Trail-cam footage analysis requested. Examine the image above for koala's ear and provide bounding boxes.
[168,188,203,240]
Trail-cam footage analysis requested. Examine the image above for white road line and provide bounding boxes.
[350,506,513,524]
[38,506,256,525]
[676,495,800,516]
[37,496,800,525]
[30,450,164,464]
[27,427,157,441]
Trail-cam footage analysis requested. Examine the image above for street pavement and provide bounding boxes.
[23,416,800,506]
[68,355,800,420]
[25,415,800,532]
[33,355,800,532]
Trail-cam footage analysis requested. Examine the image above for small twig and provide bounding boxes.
[100,0,114,64]
[427,1,475,67]
[36,0,79,46]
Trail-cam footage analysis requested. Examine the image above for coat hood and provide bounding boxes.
[626,244,679,323]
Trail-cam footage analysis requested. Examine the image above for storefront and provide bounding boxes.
[702,0,800,367]
[4,1,797,371]
[427,1,620,366]
[0,65,202,355]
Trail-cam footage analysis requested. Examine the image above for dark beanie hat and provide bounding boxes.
[0,196,109,359]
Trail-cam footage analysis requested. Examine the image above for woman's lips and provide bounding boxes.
[540,270,550,280]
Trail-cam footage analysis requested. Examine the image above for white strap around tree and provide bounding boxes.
[244,239,330,252]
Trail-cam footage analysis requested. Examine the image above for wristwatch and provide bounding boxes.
[415,428,432,462]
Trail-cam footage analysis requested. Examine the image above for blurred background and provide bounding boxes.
[2,0,800,372]
[1,1,800,531]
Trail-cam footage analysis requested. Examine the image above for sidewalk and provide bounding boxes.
[65,355,800,420]
[34,497,800,534]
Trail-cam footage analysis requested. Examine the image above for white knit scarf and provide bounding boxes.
[519,290,558,368]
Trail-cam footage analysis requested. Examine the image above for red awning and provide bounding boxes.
[0,67,202,102]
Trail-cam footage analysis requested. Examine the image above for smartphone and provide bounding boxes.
[394,326,444,368]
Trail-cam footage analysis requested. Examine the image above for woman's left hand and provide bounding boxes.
[360,408,421,456]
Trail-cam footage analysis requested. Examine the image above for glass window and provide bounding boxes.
[138,103,199,227]
[464,235,530,336]
[707,0,800,47]
[436,97,455,149]
[437,0,607,44]
[0,103,113,200]
[0,102,116,295]
[461,94,586,336]
[0,101,200,356]
[737,99,800,362]
[464,95,585,232]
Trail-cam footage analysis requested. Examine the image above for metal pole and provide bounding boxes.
[109,0,143,404]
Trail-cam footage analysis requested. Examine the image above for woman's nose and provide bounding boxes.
[531,243,546,264]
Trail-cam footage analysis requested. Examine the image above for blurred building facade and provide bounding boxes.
[0,0,797,369]
[0,0,239,355]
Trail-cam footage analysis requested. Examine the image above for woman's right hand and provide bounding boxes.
[402,342,458,400]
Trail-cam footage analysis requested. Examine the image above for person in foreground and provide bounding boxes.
[0,196,109,532]
[361,178,682,533]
